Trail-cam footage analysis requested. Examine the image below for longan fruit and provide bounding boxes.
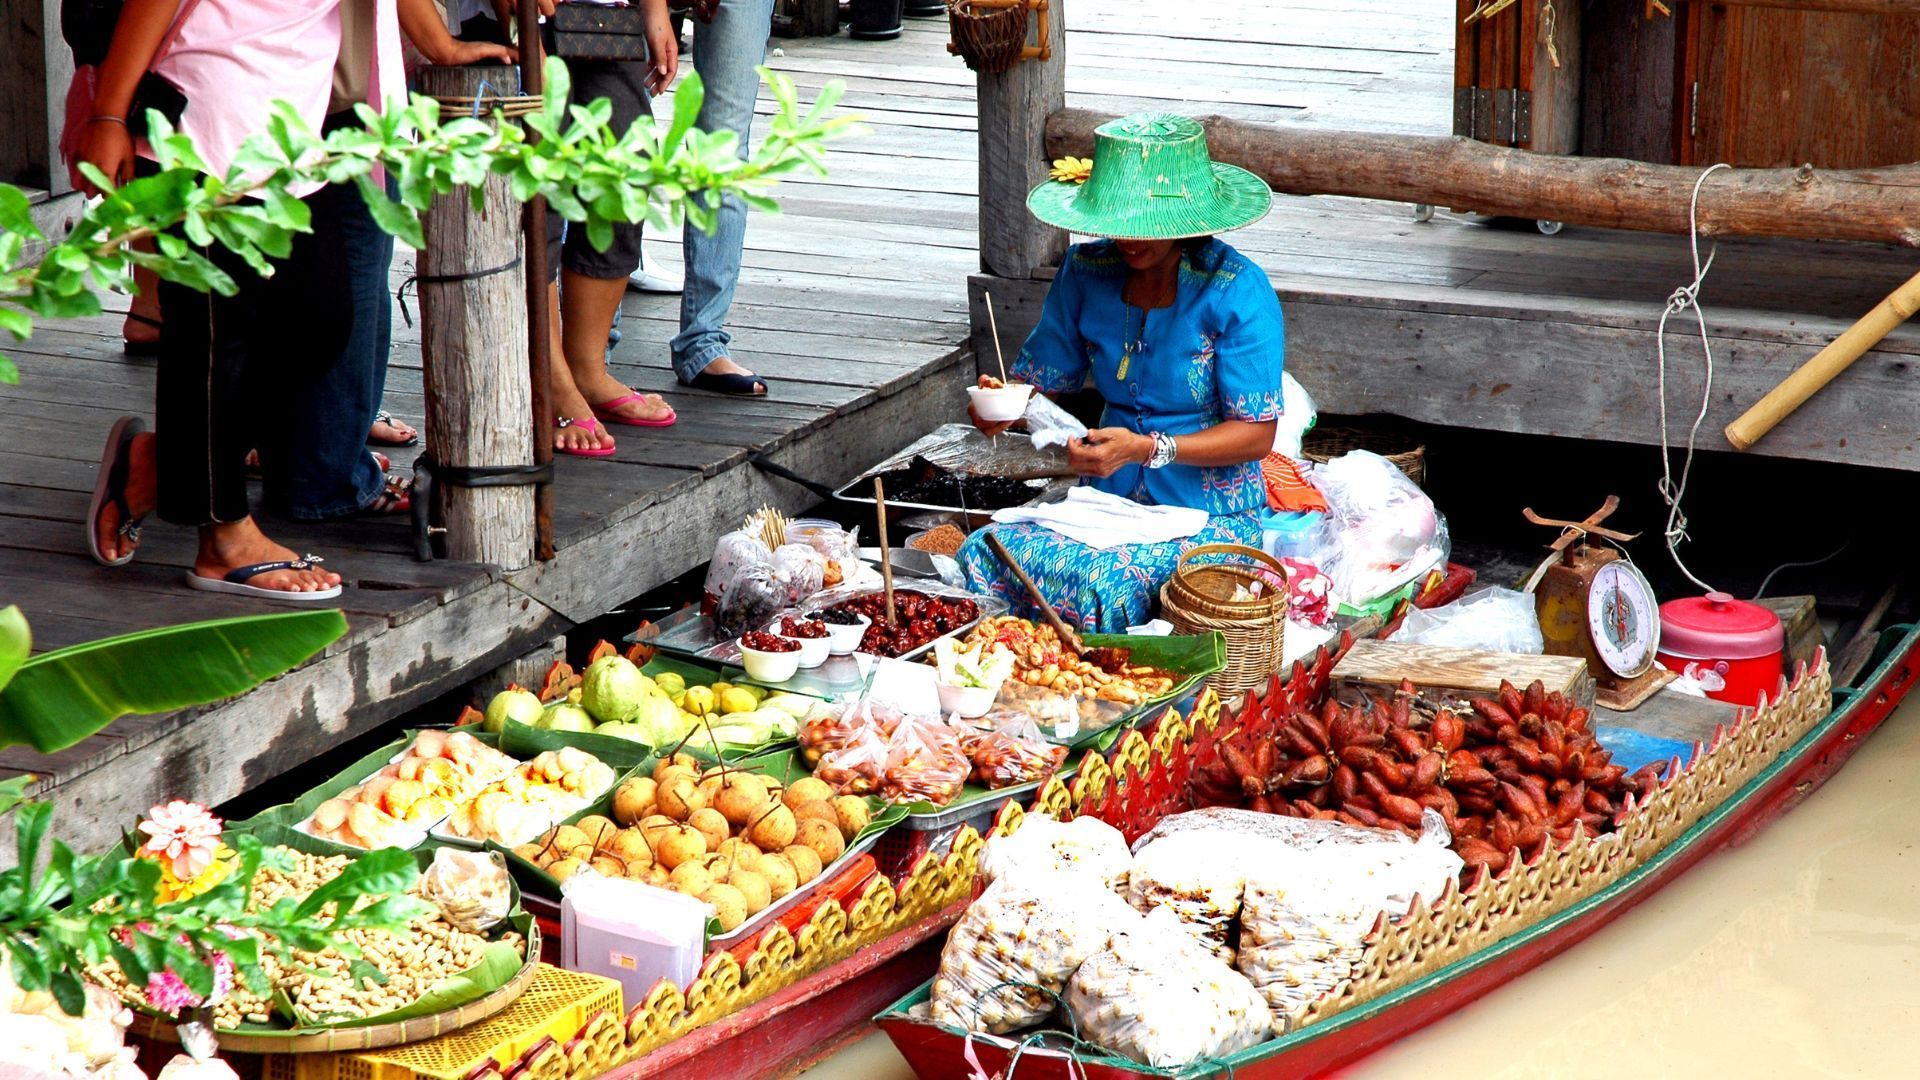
[781,845,823,884]
[783,777,834,807]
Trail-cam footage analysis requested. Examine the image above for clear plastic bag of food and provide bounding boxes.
[882,715,970,805]
[769,543,826,606]
[419,847,513,934]
[1310,450,1451,606]
[1391,586,1544,654]
[814,722,890,795]
[799,698,909,766]
[1126,834,1252,963]
[1065,906,1271,1068]
[930,875,1144,1034]
[715,564,789,639]
[969,728,1068,790]
[703,531,773,611]
[978,812,1132,892]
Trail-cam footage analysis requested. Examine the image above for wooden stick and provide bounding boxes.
[1832,583,1899,687]
[984,531,1082,657]
[984,290,1010,384]
[874,477,897,628]
[1724,269,1920,450]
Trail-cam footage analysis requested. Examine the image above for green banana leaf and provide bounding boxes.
[0,609,346,754]
[0,606,28,695]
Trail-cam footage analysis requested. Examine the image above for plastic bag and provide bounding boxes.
[703,531,772,611]
[930,875,1144,1033]
[1126,834,1251,962]
[769,543,826,606]
[715,564,789,639]
[814,722,890,795]
[978,812,1132,892]
[1066,906,1270,1068]
[1271,372,1318,460]
[882,715,971,805]
[1392,586,1544,654]
[969,728,1068,789]
[1023,393,1090,450]
[419,848,513,934]
[1310,451,1449,607]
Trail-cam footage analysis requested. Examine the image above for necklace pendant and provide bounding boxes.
[1116,349,1132,381]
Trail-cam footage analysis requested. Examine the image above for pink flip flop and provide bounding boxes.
[554,415,618,458]
[591,391,677,428]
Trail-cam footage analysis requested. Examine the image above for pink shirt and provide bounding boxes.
[149,0,403,192]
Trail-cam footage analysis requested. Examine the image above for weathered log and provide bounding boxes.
[418,65,536,569]
[1045,107,1920,247]
[976,0,1068,279]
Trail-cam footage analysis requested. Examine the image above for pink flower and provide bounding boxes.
[142,940,235,1017]
[137,800,225,882]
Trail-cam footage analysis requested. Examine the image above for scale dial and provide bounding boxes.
[1585,560,1660,678]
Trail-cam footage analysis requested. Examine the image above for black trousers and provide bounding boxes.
[153,194,352,527]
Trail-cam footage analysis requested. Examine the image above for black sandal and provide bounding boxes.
[682,369,768,397]
[87,416,148,567]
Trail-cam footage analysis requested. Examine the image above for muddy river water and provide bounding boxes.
[799,696,1920,1078]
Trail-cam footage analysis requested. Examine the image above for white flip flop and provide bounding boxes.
[187,554,343,601]
[87,415,147,568]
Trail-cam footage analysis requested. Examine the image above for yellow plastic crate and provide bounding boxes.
[263,965,623,1080]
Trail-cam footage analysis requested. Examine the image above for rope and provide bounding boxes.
[1654,162,1730,594]
[395,256,524,327]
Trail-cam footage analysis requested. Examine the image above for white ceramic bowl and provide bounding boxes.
[936,679,1002,720]
[818,614,872,656]
[737,639,803,684]
[967,384,1035,423]
[773,622,833,669]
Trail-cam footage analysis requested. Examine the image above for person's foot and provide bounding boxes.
[552,381,617,455]
[576,369,674,424]
[685,356,766,396]
[96,431,157,563]
[195,519,343,594]
[627,254,684,295]
[122,310,161,351]
[368,412,418,446]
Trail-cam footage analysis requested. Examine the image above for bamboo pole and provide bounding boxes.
[1045,108,1920,248]
[1724,269,1920,450]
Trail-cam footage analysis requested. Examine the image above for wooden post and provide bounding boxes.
[416,65,536,570]
[975,0,1066,279]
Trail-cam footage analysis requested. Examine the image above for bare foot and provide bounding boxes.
[96,432,157,563]
[369,414,417,444]
[195,519,343,594]
[575,369,674,424]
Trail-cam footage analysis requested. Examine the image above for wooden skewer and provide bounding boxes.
[985,531,1083,657]
[984,290,1010,385]
[874,476,898,628]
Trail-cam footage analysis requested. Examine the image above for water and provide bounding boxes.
[798,694,1920,1079]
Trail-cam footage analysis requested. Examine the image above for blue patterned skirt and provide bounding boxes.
[957,511,1263,634]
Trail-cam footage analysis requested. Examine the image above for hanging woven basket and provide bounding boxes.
[947,0,1041,74]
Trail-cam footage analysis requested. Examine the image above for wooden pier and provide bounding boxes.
[7,0,1919,851]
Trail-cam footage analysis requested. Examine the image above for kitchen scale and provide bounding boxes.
[1522,497,1674,711]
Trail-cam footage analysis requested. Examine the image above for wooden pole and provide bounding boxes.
[1723,268,1920,449]
[873,477,897,628]
[417,64,535,570]
[984,531,1082,655]
[1045,108,1920,248]
[975,0,1067,279]
[520,0,556,562]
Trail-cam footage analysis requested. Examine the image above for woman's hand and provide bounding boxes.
[1067,428,1151,478]
[75,119,136,196]
[967,404,1017,439]
[643,0,679,93]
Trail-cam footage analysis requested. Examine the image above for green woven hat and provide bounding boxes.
[1027,113,1273,240]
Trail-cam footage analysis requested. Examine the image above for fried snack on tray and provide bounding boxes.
[958,616,1178,705]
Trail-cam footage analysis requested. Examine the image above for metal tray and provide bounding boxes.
[898,780,1047,832]
[708,828,886,947]
[833,427,1071,516]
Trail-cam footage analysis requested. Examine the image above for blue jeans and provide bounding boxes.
[671,0,775,382]
[263,172,393,520]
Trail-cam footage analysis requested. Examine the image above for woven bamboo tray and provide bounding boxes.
[1303,420,1427,485]
[133,922,543,1054]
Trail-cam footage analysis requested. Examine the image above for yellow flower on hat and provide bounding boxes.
[1048,156,1093,184]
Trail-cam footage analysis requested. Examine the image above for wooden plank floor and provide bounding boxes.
[8,0,1912,849]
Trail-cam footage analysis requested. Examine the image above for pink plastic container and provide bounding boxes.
[1656,591,1785,707]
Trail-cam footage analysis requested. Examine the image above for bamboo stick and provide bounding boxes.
[1724,268,1920,450]
[874,477,897,628]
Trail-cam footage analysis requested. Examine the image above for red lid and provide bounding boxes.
[1659,592,1783,659]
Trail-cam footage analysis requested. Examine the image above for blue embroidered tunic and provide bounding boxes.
[1013,238,1285,514]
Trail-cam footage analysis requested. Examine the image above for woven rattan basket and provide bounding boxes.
[948,0,1029,73]
[1159,544,1285,695]
[1302,419,1427,485]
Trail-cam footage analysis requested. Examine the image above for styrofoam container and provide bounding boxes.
[820,614,872,656]
[967,383,1034,422]
[935,679,1000,719]
[738,639,802,683]
[772,620,833,669]
[562,872,707,1008]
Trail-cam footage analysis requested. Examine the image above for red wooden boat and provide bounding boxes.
[873,622,1920,1078]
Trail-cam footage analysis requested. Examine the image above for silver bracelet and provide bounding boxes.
[1146,431,1179,469]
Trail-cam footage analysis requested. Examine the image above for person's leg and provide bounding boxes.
[547,280,617,454]
[672,0,775,390]
[560,59,672,424]
[269,172,393,520]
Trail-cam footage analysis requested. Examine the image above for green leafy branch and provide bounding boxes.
[0,58,862,384]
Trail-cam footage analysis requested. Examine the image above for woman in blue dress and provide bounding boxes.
[958,113,1285,633]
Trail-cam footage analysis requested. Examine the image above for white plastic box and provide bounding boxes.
[561,870,709,1006]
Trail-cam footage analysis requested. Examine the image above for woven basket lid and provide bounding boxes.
[1027,113,1273,240]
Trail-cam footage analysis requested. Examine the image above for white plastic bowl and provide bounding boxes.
[936,678,1002,720]
[819,614,872,656]
[774,623,833,669]
[737,639,802,683]
[967,384,1035,423]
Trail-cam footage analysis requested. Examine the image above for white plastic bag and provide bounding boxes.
[978,812,1132,892]
[1023,393,1090,450]
[1310,451,1448,606]
[1391,587,1544,654]
[1126,834,1249,962]
[930,875,1144,1033]
[1065,907,1271,1067]
[1271,373,1318,460]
